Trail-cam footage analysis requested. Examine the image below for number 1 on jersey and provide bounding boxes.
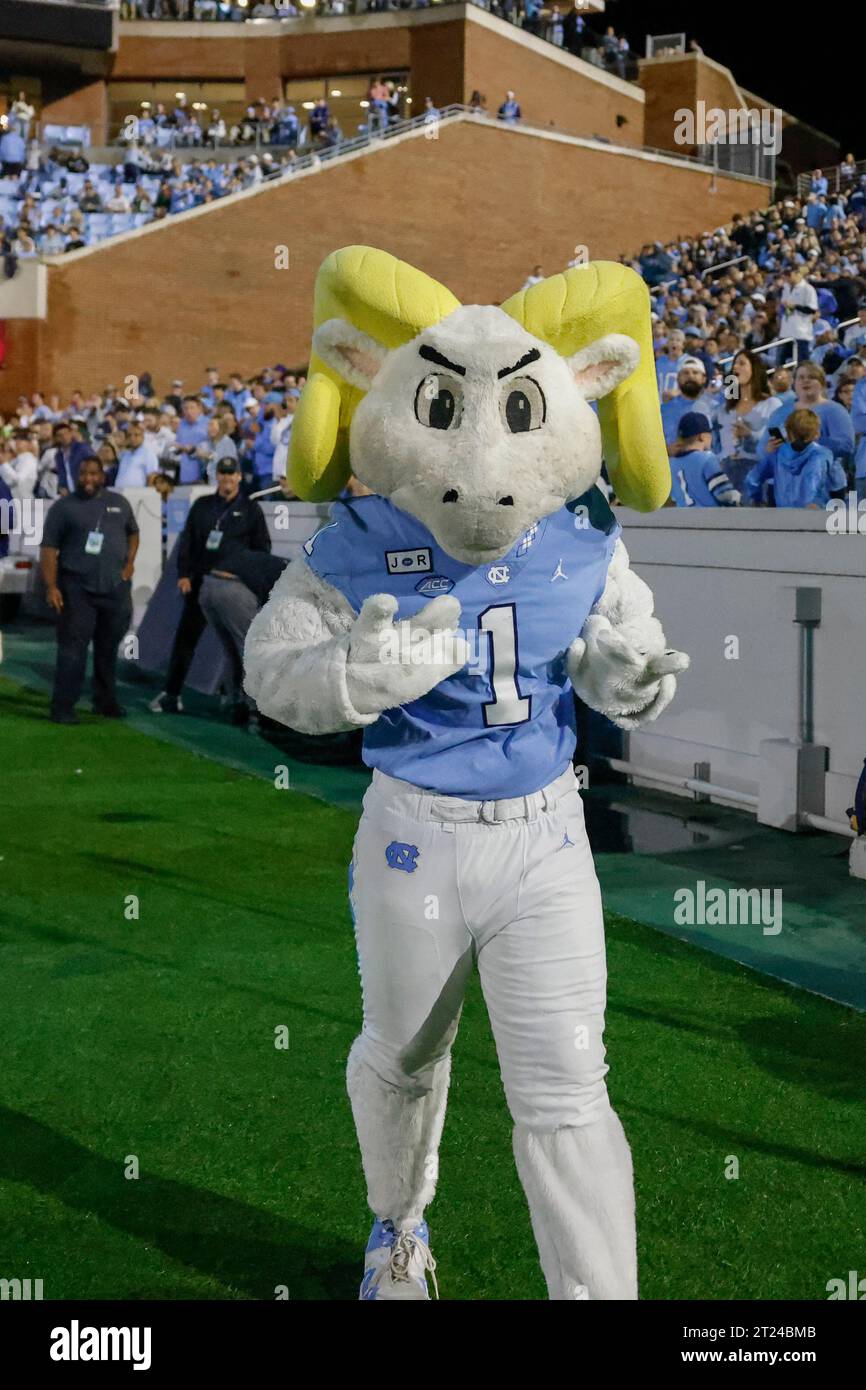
[479,604,531,726]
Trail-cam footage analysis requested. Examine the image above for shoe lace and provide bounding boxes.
[372,1228,439,1300]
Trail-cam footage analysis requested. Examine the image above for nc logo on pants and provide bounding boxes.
[385,841,420,873]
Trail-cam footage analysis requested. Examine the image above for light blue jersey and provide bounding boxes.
[304,492,620,799]
[669,449,737,507]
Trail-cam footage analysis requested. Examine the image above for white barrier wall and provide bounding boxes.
[123,487,163,627]
[620,507,866,826]
[0,260,46,319]
[18,486,861,825]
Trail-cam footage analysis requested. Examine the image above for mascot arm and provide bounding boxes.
[566,539,690,731]
[243,558,469,734]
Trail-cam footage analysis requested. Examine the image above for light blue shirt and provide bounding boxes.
[660,393,717,445]
[175,416,209,483]
[115,443,158,489]
[304,492,619,798]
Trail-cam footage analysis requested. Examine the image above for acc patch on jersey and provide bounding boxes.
[415,574,455,596]
[385,841,420,873]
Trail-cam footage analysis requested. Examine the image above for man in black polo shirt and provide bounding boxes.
[40,454,139,725]
[150,457,271,715]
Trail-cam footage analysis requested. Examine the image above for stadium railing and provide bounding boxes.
[796,157,866,198]
[97,103,734,172]
[715,317,859,373]
[701,255,749,279]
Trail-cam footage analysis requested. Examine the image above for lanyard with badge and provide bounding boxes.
[206,497,236,551]
[85,503,107,556]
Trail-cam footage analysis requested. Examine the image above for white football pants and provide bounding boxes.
[347,764,638,1300]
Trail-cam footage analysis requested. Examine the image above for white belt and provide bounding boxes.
[371,766,576,824]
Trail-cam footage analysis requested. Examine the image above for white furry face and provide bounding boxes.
[315,304,638,565]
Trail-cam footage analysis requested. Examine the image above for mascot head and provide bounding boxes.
[290,246,670,566]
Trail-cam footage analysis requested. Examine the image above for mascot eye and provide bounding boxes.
[414,373,463,430]
[500,376,545,433]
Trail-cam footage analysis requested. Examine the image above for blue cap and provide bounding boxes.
[678,411,711,439]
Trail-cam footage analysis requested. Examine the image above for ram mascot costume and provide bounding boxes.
[244,247,688,1301]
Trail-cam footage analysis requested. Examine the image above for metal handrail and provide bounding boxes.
[715,316,863,373]
[716,336,795,370]
[796,157,864,200]
[605,757,857,839]
[101,102,726,173]
[701,254,749,279]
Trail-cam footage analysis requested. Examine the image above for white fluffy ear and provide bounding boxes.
[568,333,640,401]
[313,318,389,390]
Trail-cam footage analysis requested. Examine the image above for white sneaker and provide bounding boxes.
[359,1219,438,1300]
[148,691,183,714]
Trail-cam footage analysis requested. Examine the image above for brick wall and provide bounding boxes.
[463,20,644,146]
[41,79,110,145]
[3,121,770,408]
[639,53,750,157]
[110,29,412,84]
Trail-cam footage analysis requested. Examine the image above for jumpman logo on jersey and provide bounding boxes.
[550,558,568,582]
[557,829,575,851]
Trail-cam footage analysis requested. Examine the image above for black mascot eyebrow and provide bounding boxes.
[418,344,466,376]
[497,347,542,378]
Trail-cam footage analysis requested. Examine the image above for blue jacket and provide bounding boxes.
[745,441,832,507]
[760,399,854,466]
[49,440,92,493]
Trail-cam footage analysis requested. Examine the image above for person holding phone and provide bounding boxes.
[745,408,833,508]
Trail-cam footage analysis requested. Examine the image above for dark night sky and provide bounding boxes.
[606,1,860,155]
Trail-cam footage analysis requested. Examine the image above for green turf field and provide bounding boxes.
[2,675,865,1301]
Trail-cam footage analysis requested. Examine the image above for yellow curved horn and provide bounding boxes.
[502,262,670,511]
[289,245,460,500]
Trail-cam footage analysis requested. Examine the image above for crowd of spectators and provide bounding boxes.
[0,78,450,259]
[619,167,866,506]
[111,88,403,150]
[5,163,866,513]
[118,0,641,78]
[0,141,318,262]
[0,365,309,504]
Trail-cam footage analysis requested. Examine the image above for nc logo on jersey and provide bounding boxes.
[385,547,432,575]
[415,575,454,596]
[485,564,511,586]
[385,841,420,873]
